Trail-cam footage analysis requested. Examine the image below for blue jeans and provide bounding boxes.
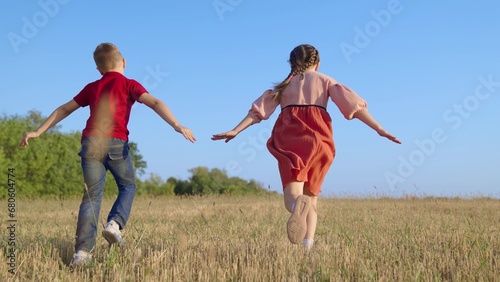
[75,137,137,252]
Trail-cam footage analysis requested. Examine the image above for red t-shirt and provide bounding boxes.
[73,72,147,141]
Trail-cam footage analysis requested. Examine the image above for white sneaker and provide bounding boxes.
[102,220,124,246]
[71,250,92,267]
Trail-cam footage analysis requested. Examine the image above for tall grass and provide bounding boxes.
[1,195,498,281]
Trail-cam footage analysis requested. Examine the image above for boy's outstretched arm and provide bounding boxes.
[353,109,401,144]
[19,100,80,147]
[138,93,196,143]
[211,114,254,143]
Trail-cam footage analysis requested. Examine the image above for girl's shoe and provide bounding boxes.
[303,239,314,252]
[287,195,311,244]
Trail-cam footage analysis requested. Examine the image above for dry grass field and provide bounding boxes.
[1,195,498,281]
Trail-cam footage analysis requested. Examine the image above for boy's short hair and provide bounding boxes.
[93,43,123,72]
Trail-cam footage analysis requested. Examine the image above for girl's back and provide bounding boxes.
[280,71,336,110]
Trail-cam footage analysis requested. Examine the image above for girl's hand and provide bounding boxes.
[211,130,238,143]
[174,125,196,143]
[19,131,40,147]
[377,128,401,144]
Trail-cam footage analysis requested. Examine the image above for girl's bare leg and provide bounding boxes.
[284,181,318,245]
[283,181,305,212]
[305,196,318,241]
[284,182,317,240]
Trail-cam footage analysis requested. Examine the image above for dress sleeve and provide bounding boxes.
[248,89,279,124]
[329,83,367,120]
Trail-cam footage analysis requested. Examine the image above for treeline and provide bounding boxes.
[1,111,271,198]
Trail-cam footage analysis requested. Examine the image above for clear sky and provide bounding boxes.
[2,0,499,198]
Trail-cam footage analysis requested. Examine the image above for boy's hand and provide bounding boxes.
[174,124,196,143]
[376,129,401,144]
[19,131,40,147]
[211,130,238,143]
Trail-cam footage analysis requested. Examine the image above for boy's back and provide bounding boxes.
[74,71,147,141]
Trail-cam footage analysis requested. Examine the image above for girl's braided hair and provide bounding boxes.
[272,44,320,101]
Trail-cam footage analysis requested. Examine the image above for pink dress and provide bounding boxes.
[248,71,367,195]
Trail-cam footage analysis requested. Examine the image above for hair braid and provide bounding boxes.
[272,45,320,101]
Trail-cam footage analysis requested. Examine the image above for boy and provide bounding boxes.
[19,43,196,266]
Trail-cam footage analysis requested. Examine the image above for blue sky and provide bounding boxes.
[2,0,499,198]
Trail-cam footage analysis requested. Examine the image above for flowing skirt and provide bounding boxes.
[267,105,335,196]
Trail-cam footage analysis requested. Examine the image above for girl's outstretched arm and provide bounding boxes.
[212,114,254,143]
[353,109,401,144]
[19,99,80,147]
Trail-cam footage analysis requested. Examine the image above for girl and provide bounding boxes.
[212,44,400,250]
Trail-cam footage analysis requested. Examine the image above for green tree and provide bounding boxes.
[173,179,193,195]
[0,111,147,198]
[129,142,146,177]
[139,173,175,196]
[173,166,269,196]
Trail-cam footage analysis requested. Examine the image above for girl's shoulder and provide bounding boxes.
[306,71,338,85]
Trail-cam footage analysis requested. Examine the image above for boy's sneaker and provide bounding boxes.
[102,220,125,247]
[70,250,92,267]
[287,195,311,244]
